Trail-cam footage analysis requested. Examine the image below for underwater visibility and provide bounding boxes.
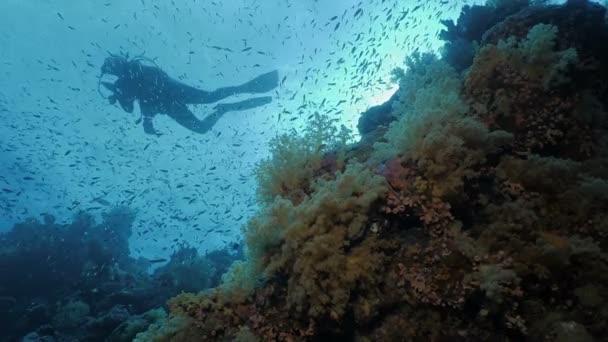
[1,0,608,341]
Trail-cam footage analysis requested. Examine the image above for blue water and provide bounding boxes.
[3,0,604,341]
[0,0,484,260]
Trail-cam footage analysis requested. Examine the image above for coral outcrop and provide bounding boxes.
[139,1,608,341]
[0,208,240,341]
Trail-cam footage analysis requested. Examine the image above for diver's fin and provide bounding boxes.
[192,71,279,104]
[213,96,272,114]
[239,70,279,94]
[165,97,273,135]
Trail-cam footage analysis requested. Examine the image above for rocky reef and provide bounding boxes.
[0,208,241,342]
[137,1,608,341]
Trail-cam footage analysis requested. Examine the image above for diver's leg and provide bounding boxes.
[167,104,215,134]
[167,97,273,134]
[198,70,279,104]
[213,96,272,114]
[168,80,241,105]
[199,97,273,132]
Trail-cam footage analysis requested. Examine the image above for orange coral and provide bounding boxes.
[465,24,595,160]
[377,157,455,240]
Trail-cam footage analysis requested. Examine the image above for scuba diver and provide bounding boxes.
[99,53,278,136]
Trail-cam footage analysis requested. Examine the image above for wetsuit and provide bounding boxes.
[101,57,278,135]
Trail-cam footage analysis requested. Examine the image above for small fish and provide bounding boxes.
[93,197,110,206]
[147,258,167,264]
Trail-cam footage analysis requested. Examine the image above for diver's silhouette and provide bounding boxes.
[99,54,278,135]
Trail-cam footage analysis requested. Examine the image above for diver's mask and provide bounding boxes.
[101,55,129,76]
[97,53,159,99]
[98,55,129,99]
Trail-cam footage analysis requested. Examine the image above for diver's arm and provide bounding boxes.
[102,80,135,113]
[140,102,161,136]
[142,115,158,136]
[118,98,134,113]
[114,78,136,113]
[102,81,119,105]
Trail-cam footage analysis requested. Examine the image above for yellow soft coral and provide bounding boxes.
[255,133,323,206]
[468,23,578,92]
[375,53,513,199]
[256,113,353,206]
[247,163,388,319]
[374,54,466,162]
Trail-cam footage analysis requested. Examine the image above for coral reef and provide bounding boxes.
[0,209,241,341]
[357,91,399,137]
[255,113,352,206]
[439,0,530,71]
[138,1,608,341]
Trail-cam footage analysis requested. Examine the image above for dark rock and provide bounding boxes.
[357,91,398,137]
[21,332,55,342]
[83,304,131,338]
[21,325,60,342]
[105,308,167,342]
[481,0,608,105]
[440,1,529,71]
